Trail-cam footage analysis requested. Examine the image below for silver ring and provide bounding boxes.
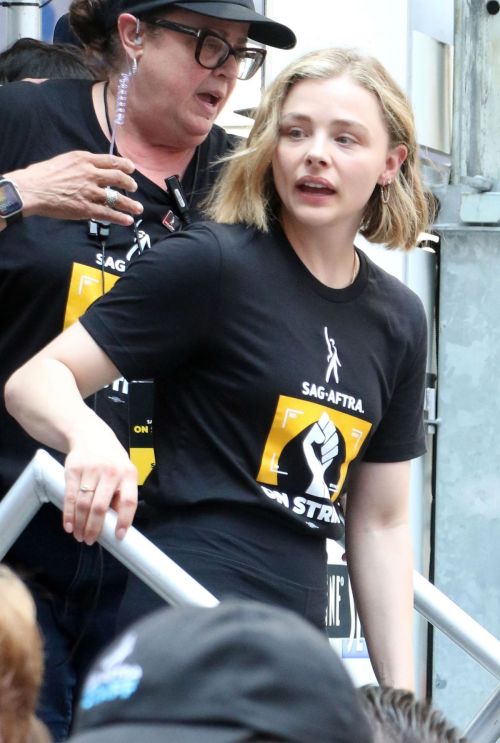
[104,186,119,209]
[79,485,95,493]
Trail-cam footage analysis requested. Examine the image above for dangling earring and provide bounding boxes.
[130,57,138,76]
[380,180,391,205]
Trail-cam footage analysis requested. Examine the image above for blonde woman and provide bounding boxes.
[6,48,430,691]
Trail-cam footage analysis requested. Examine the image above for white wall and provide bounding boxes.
[220,0,412,134]
[265,0,410,90]
[219,0,453,157]
[412,0,454,44]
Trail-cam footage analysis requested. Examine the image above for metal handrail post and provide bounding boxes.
[0,456,48,559]
[1,449,218,608]
[413,571,500,681]
[463,684,500,743]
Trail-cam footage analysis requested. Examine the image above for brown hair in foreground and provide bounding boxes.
[0,564,52,743]
[359,685,469,743]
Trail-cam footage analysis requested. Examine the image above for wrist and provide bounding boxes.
[5,169,35,217]
[0,173,24,224]
[66,409,118,451]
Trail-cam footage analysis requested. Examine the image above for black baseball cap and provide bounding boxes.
[109,0,296,49]
[69,600,373,743]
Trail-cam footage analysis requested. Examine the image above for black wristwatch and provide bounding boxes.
[0,175,24,225]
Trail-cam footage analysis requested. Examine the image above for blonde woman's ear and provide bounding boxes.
[381,143,408,184]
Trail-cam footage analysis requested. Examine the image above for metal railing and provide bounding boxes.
[0,450,499,742]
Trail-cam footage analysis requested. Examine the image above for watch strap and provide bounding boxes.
[4,210,23,224]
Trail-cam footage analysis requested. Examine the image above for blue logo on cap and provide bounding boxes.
[79,631,144,710]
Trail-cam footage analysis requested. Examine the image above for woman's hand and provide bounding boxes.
[8,151,144,226]
[64,426,138,545]
[4,323,139,545]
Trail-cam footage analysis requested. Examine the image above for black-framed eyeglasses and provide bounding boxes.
[144,18,266,80]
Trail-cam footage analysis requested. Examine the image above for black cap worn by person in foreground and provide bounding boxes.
[69,600,373,743]
[103,0,296,49]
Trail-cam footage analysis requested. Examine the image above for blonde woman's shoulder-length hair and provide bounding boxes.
[204,47,431,251]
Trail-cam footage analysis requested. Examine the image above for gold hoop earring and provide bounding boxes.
[380,181,391,205]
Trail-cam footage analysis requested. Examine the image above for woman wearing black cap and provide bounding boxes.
[0,2,294,739]
[7,47,430,698]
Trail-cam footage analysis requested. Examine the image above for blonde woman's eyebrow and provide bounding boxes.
[280,113,311,123]
[331,118,370,136]
[280,113,369,135]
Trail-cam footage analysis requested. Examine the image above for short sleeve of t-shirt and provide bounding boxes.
[79,223,222,380]
[362,294,428,462]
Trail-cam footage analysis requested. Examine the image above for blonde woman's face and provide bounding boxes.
[272,75,402,235]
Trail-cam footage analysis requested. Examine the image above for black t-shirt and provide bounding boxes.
[0,79,238,495]
[81,221,427,541]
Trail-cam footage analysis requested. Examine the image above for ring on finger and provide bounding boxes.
[104,186,119,209]
[79,485,95,493]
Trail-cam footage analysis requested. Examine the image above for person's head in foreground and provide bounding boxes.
[206,46,430,250]
[0,37,96,83]
[69,600,373,742]
[359,685,469,743]
[0,564,52,743]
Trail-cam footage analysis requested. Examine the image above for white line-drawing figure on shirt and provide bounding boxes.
[324,326,341,384]
[302,412,339,499]
[126,220,151,261]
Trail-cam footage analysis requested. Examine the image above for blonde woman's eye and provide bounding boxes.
[336,134,356,145]
[288,127,305,140]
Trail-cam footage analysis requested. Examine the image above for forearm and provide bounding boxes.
[346,521,415,690]
[5,324,137,543]
[5,356,114,453]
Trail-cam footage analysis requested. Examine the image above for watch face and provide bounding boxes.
[0,180,23,218]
